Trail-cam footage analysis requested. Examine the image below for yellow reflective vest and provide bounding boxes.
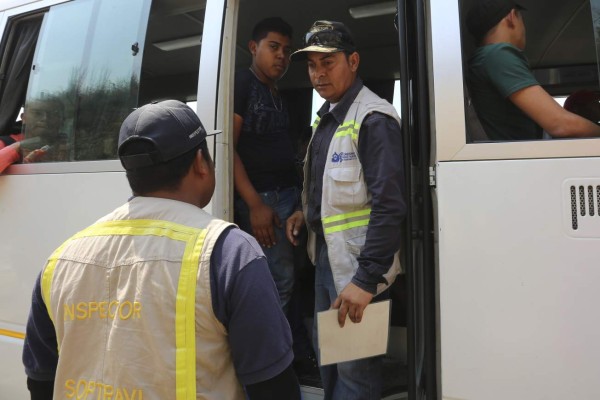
[41,197,244,400]
[303,86,402,295]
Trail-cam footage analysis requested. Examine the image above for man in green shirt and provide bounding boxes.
[466,0,600,140]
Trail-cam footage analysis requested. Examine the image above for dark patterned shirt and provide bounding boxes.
[234,68,299,192]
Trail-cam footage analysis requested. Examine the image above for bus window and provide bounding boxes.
[393,80,401,114]
[23,0,151,162]
[460,0,600,143]
[311,89,324,122]
[0,0,207,167]
[138,1,205,105]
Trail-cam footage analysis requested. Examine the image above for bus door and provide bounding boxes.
[396,0,437,399]
[226,0,413,398]
[430,0,600,399]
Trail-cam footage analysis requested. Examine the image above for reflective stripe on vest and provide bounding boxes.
[333,120,360,140]
[312,116,321,129]
[41,219,206,400]
[306,86,402,295]
[322,208,371,234]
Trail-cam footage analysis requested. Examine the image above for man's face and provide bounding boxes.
[307,51,359,103]
[23,101,62,138]
[250,32,292,83]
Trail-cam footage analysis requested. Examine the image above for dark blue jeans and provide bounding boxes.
[313,235,383,400]
[234,186,298,312]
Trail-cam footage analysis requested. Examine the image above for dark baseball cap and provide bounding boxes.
[290,20,356,61]
[466,0,526,39]
[118,100,207,170]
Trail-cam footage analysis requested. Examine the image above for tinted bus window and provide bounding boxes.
[461,0,600,143]
[24,0,150,161]
[0,0,206,166]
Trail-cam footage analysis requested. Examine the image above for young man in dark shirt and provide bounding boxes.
[234,17,317,379]
[233,17,298,315]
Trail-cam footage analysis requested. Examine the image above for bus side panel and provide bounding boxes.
[0,169,130,398]
[0,335,28,399]
[437,157,600,400]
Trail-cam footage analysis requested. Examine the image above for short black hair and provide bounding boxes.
[251,17,292,42]
[121,140,211,195]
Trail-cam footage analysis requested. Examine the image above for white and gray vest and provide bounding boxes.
[302,86,403,295]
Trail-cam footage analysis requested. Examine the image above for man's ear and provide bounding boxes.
[248,40,258,57]
[505,9,518,28]
[192,149,211,177]
[348,52,360,72]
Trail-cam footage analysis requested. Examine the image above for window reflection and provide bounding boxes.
[21,97,68,162]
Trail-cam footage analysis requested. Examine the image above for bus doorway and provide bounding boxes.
[230,1,411,398]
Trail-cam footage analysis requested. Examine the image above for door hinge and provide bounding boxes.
[429,166,436,187]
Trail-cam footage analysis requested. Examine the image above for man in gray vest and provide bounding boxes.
[22,100,300,400]
[287,21,406,400]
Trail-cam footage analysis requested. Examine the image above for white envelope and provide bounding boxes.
[317,300,390,366]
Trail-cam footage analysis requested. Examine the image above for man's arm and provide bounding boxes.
[22,273,58,400]
[233,113,279,247]
[210,228,299,397]
[245,365,300,400]
[0,141,21,173]
[27,379,54,400]
[510,85,600,138]
[333,113,406,326]
[285,210,304,246]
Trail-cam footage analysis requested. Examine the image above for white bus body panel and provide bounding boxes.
[0,163,130,399]
[437,157,600,400]
[0,0,226,396]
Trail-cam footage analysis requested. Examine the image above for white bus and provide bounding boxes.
[1,0,600,399]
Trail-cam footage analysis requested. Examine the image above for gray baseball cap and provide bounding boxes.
[118,100,207,170]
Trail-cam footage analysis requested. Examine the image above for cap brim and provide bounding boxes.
[205,130,222,137]
[290,45,344,61]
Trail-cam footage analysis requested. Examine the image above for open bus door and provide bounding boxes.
[397,0,437,399]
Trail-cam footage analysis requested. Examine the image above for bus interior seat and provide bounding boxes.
[459,0,490,143]
[464,87,489,142]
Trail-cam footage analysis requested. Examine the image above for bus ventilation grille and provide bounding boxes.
[567,181,600,236]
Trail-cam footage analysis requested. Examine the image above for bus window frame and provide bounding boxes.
[1,0,228,183]
[0,0,68,36]
[0,0,82,177]
[429,0,600,163]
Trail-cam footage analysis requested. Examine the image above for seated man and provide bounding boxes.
[466,0,600,141]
